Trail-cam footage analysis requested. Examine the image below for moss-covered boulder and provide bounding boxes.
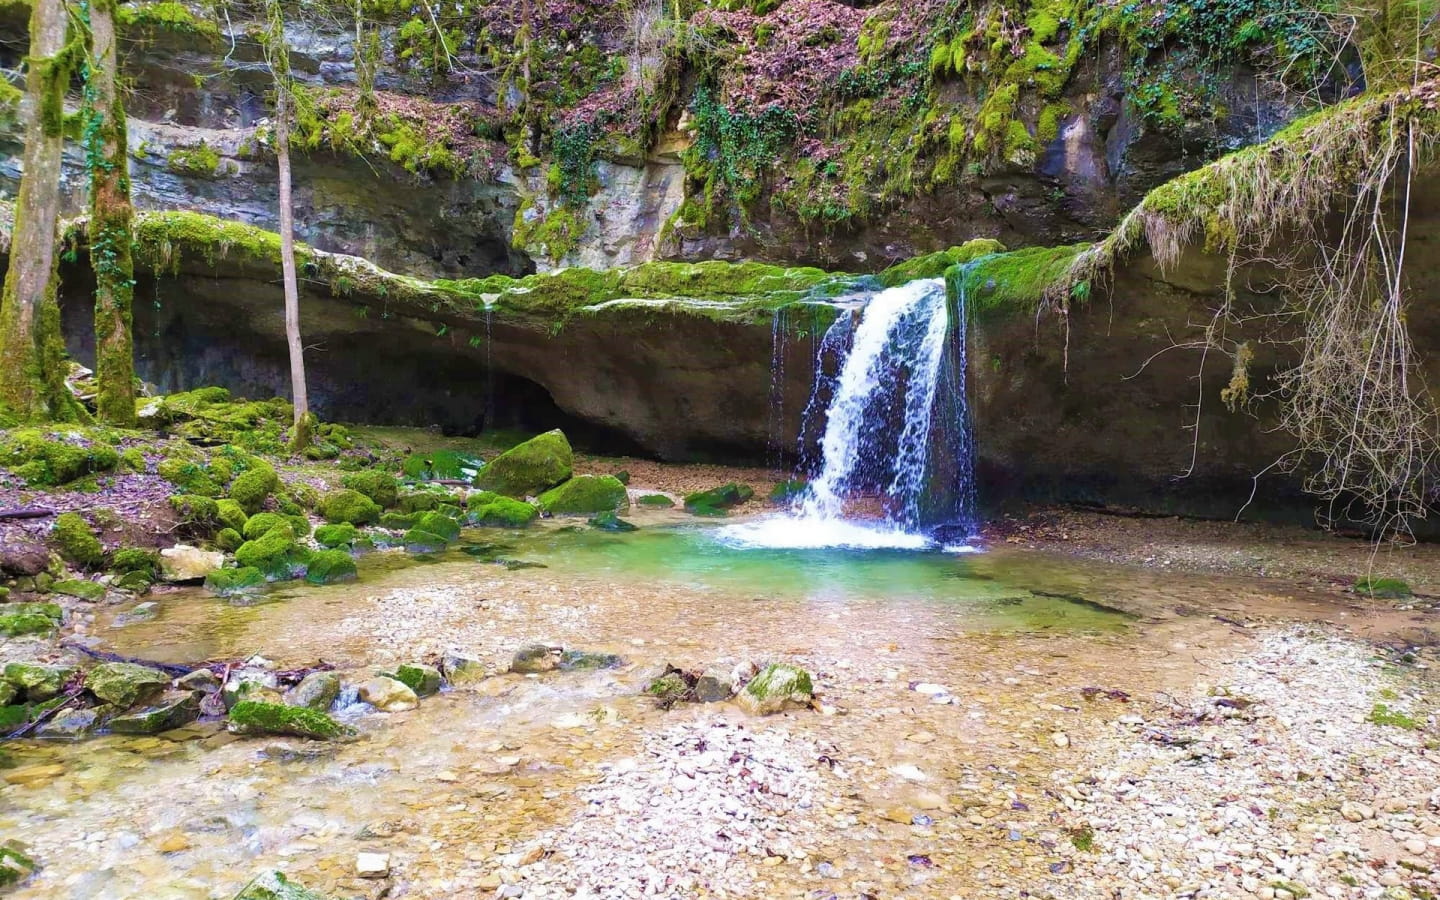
[108,691,202,734]
[51,513,105,569]
[169,495,221,530]
[538,475,629,515]
[402,528,449,553]
[314,523,358,548]
[227,700,355,740]
[474,430,572,497]
[52,579,106,602]
[636,493,675,509]
[738,663,814,715]
[213,498,247,532]
[304,550,358,585]
[397,490,450,513]
[284,671,340,711]
[319,489,381,525]
[379,511,419,530]
[85,662,171,708]
[216,528,244,552]
[3,663,76,701]
[235,529,313,580]
[0,841,38,890]
[111,548,160,578]
[341,470,400,508]
[469,497,539,528]
[0,603,63,637]
[0,429,120,486]
[204,566,268,596]
[401,450,484,482]
[158,456,222,497]
[414,511,461,542]
[683,483,755,517]
[588,511,638,532]
[228,464,279,514]
[241,512,291,542]
[392,663,441,697]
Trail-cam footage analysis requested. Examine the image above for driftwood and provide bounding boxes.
[61,641,196,677]
[0,507,56,521]
[6,689,82,740]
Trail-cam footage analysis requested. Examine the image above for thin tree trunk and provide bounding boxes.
[275,83,311,450]
[88,0,138,426]
[0,0,80,422]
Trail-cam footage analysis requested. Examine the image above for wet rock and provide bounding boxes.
[4,663,77,702]
[0,840,38,889]
[222,669,281,709]
[227,701,356,741]
[304,550,358,585]
[537,475,630,515]
[86,663,171,708]
[440,650,485,683]
[694,667,736,703]
[559,650,623,671]
[392,663,441,697]
[176,669,221,693]
[109,691,202,734]
[2,764,64,786]
[683,483,755,517]
[232,870,334,900]
[159,545,226,583]
[285,671,341,711]
[358,676,418,712]
[588,511,638,532]
[37,708,99,740]
[737,663,814,715]
[511,643,562,674]
[0,603,63,637]
[204,566,268,597]
[0,536,49,577]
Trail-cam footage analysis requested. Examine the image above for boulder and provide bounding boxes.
[304,551,358,585]
[233,871,333,900]
[109,691,202,734]
[0,537,50,577]
[510,643,561,674]
[37,707,99,739]
[86,662,171,708]
[402,528,450,553]
[0,603,63,637]
[737,663,814,715]
[314,523,358,548]
[588,511,638,532]
[4,663,77,702]
[204,566,268,597]
[537,475,629,515]
[694,667,736,703]
[357,676,418,712]
[474,430,573,497]
[392,663,441,697]
[285,671,340,711]
[176,668,221,693]
[439,650,485,683]
[401,451,484,482]
[235,530,313,580]
[227,701,356,741]
[51,579,106,602]
[319,489,381,526]
[559,650,623,671]
[159,545,226,583]
[468,497,539,528]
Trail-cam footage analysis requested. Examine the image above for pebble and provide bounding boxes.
[356,852,390,878]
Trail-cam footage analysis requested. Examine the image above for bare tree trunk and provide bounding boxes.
[275,83,312,450]
[0,0,80,422]
[263,0,311,451]
[88,0,138,426]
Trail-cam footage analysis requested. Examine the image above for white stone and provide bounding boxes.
[356,852,390,878]
[158,545,226,583]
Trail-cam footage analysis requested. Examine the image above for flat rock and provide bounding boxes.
[159,545,226,583]
[358,676,418,712]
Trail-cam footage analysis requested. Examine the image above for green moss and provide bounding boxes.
[947,244,1092,318]
[52,579,105,602]
[51,512,105,568]
[109,547,159,577]
[117,1,221,41]
[1354,576,1413,599]
[204,565,267,596]
[414,510,461,542]
[379,511,419,530]
[304,550,358,585]
[392,663,440,697]
[1,429,120,485]
[168,494,219,530]
[683,483,755,517]
[119,447,145,472]
[241,512,290,542]
[0,602,63,636]
[1368,703,1420,730]
[227,700,355,740]
[314,523,358,548]
[215,499,249,534]
[402,528,450,553]
[341,470,399,507]
[158,456,221,497]
[474,429,573,497]
[232,871,334,900]
[878,239,1008,288]
[588,511,637,532]
[398,490,447,512]
[538,475,629,515]
[469,497,539,528]
[636,494,675,509]
[1069,824,1096,852]
[234,528,313,580]
[319,489,381,525]
[216,527,243,552]
[229,464,279,514]
[512,203,585,264]
[166,142,222,177]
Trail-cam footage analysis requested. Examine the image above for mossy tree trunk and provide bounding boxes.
[263,0,311,451]
[87,0,138,427]
[0,0,81,422]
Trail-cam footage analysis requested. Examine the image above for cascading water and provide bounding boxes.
[720,276,977,551]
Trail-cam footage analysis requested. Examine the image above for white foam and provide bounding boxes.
[714,516,938,551]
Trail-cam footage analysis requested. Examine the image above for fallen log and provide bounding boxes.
[0,507,56,521]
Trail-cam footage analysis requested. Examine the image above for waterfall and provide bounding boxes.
[720,276,977,551]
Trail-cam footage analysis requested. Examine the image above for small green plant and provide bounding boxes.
[1354,576,1413,599]
[1067,824,1095,852]
[1369,703,1419,730]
